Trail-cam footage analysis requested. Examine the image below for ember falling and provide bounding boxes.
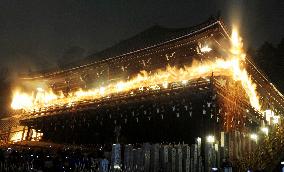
[11,28,261,114]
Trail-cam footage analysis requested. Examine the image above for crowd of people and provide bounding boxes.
[0,144,111,172]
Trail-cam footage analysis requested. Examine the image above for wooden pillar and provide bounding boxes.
[21,126,26,141]
[26,126,32,141]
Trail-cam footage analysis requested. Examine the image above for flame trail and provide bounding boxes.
[229,28,260,111]
[11,28,261,113]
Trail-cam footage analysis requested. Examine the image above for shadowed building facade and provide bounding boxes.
[3,19,284,171]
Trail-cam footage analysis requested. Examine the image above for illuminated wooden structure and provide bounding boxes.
[4,18,284,170]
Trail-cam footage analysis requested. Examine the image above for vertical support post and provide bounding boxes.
[21,126,26,141]
[26,126,32,141]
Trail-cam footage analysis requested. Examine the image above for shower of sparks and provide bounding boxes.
[11,27,261,114]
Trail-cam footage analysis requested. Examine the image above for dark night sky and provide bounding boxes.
[0,0,283,71]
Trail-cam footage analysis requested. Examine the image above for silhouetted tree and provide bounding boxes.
[251,39,284,93]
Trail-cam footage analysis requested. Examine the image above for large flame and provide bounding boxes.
[229,28,260,110]
[11,28,261,113]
